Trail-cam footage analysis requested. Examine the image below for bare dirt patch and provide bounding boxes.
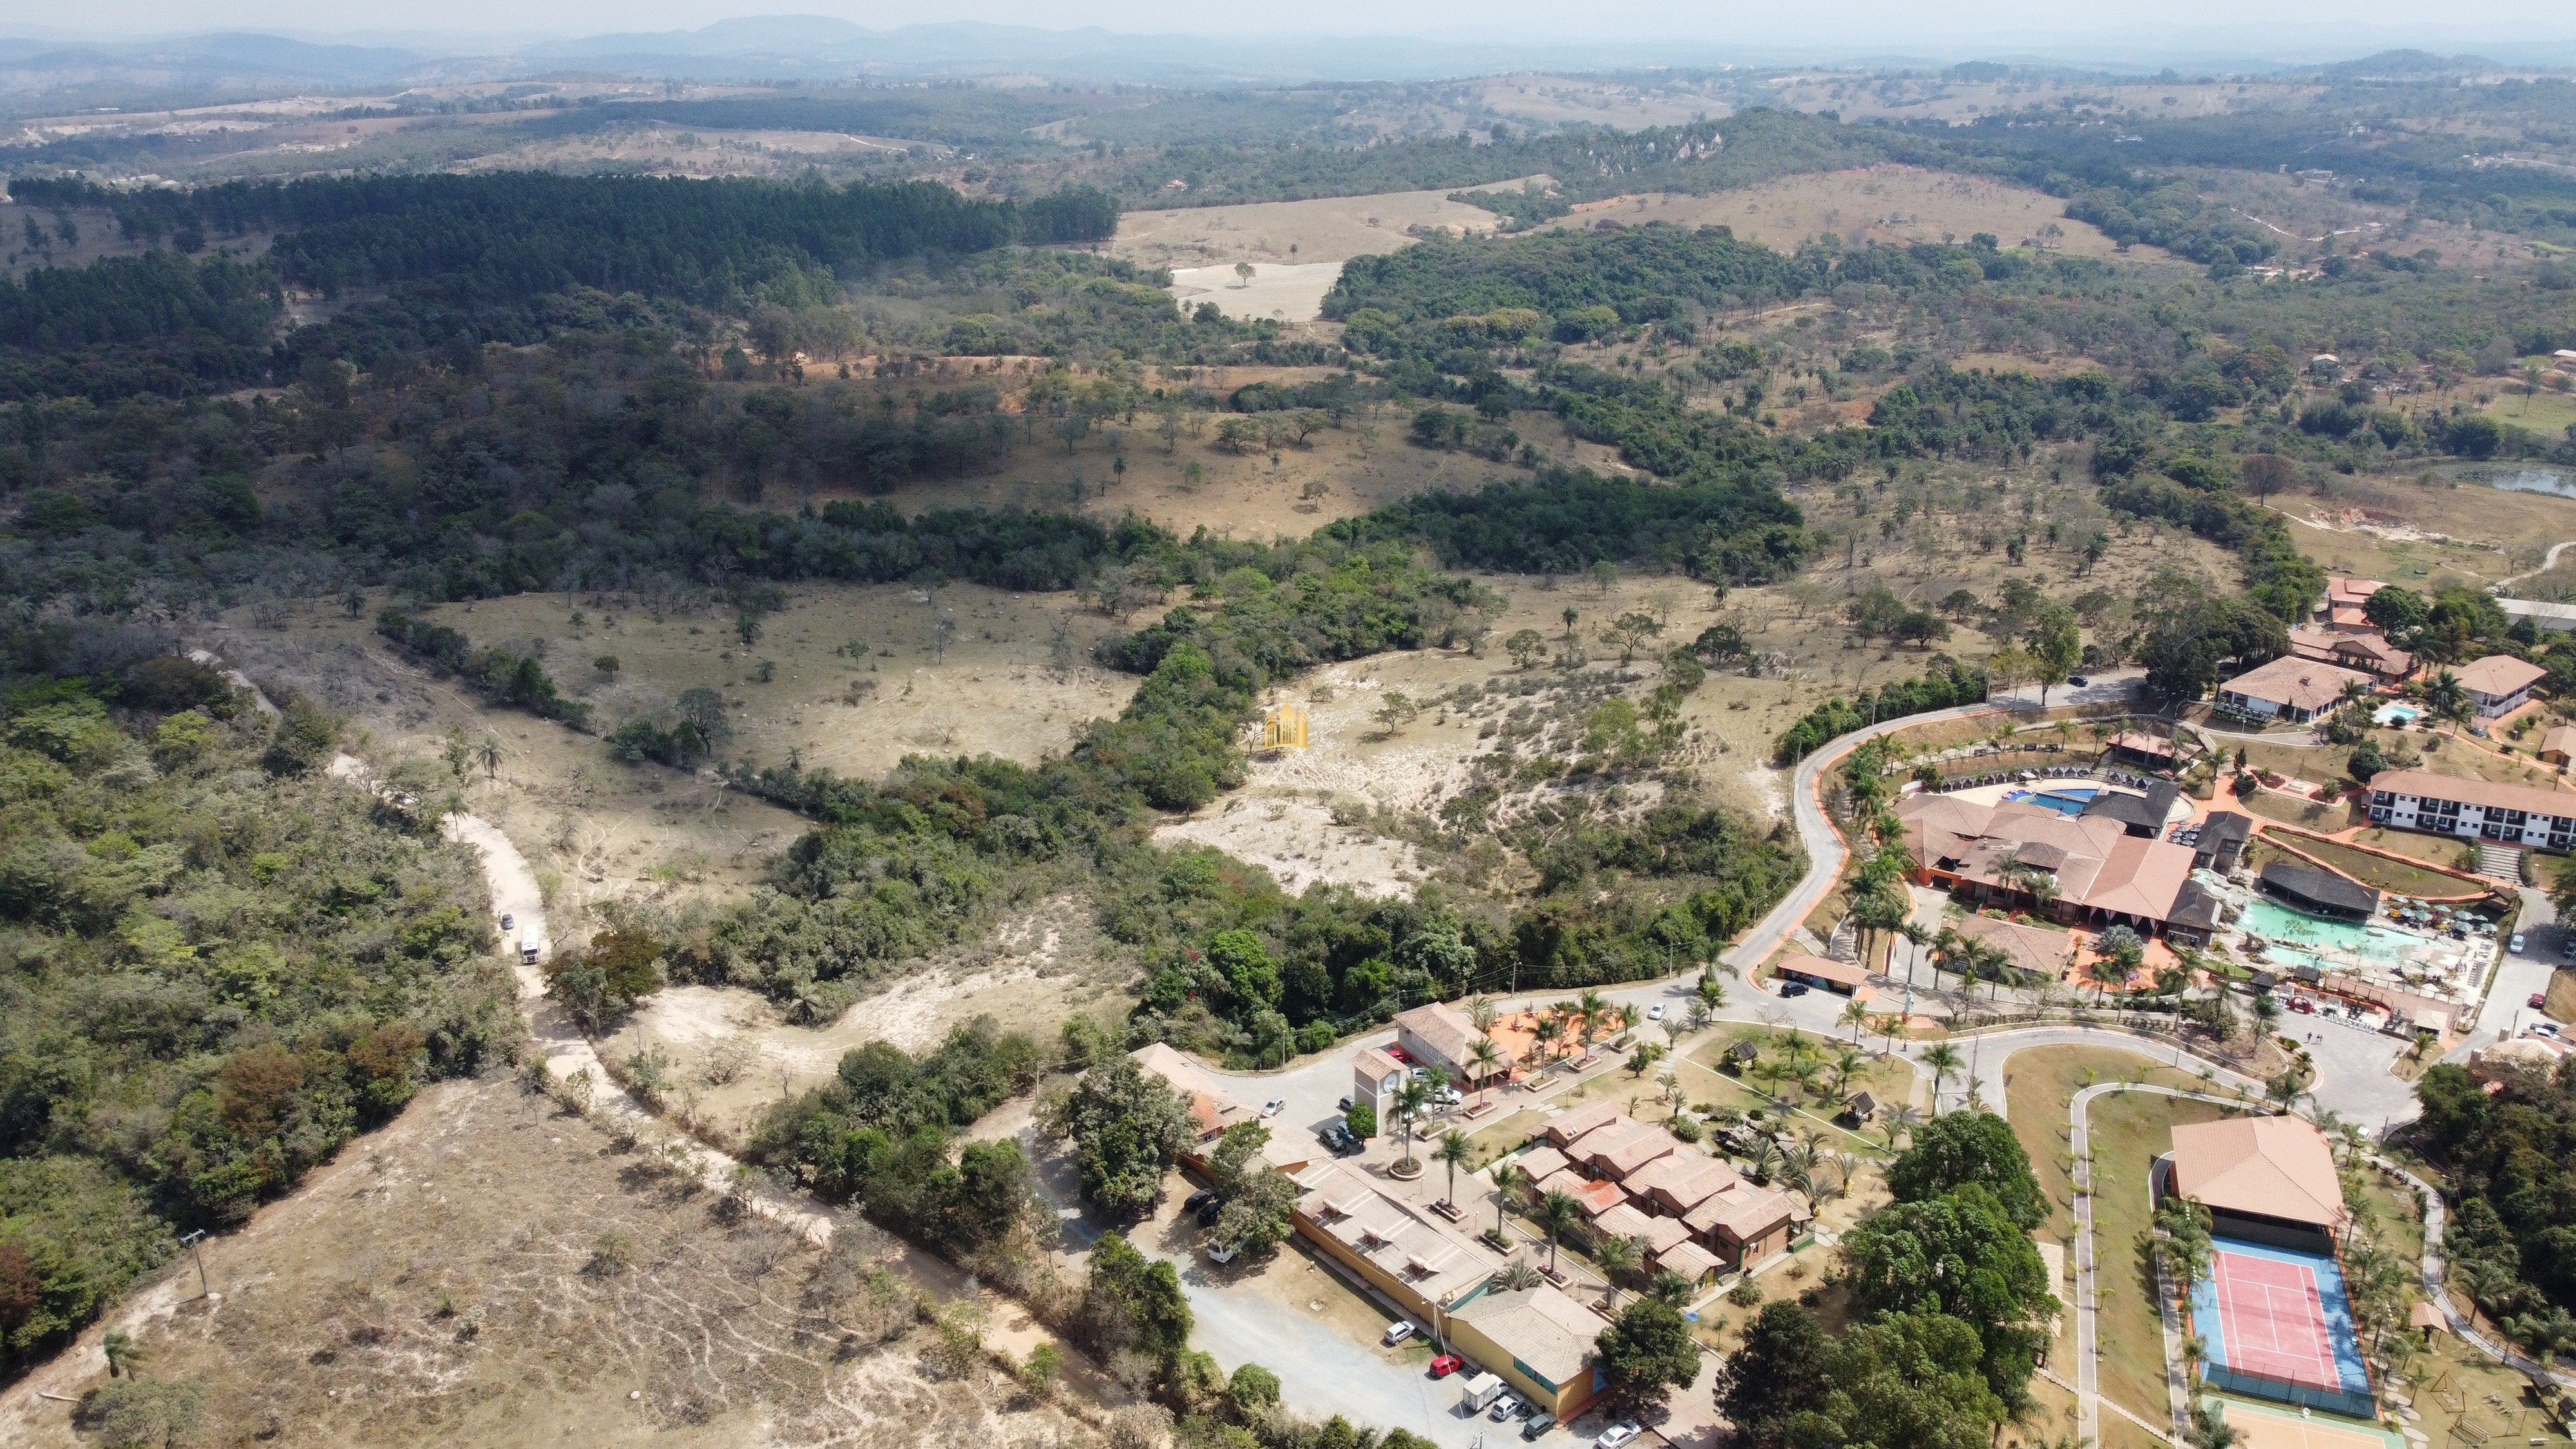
[0,1075,1107,1449]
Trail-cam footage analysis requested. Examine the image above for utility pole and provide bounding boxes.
[179,1229,209,1298]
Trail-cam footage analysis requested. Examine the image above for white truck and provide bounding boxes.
[519,931,542,965]
[1459,1372,1505,1414]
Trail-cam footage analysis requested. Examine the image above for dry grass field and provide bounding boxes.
[1530,164,2151,260]
[1760,75,2324,128]
[0,1076,1108,1449]
[2272,469,2576,591]
[1111,181,1533,270]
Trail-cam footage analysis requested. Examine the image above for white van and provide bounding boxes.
[519,932,542,965]
[1459,1373,1505,1413]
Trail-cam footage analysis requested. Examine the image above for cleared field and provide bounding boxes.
[1111,182,1525,269]
[1530,164,2145,260]
[2278,462,2576,592]
[2482,386,2576,441]
[2255,833,2484,898]
[0,1076,1096,1449]
[1168,260,1349,321]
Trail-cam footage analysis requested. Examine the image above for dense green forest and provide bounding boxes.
[0,643,511,1374]
[2412,1059,2576,1354]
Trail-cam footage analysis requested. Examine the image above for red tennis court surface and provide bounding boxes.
[2209,1248,2340,1388]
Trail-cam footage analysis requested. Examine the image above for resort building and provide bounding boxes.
[2103,730,2179,772]
[2081,779,2181,837]
[2453,654,2548,718]
[2216,656,2376,723]
[1352,1047,1407,1124]
[1771,950,1873,998]
[2365,768,2576,851]
[2287,625,2415,685]
[2257,860,2379,922]
[2543,725,2576,767]
[1132,1041,1257,1152]
[1945,913,2075,980]
[1392,1001,1516,1086]
[1895,794,2200,936]
[2320,578,2383,634]
[1443,1283,1606,1424]
[2192,812,2255,873]
[2163,1114,2348,1249]
[2500,598,2576,635]
[1527,1103,1798,1271]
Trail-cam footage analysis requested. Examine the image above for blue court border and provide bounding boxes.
[2188,1236,2371,1396]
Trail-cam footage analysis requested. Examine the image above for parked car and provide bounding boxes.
[2287,996,2314,1014]
[1196,1198,1223,1227]
[499,912,515,930]
[1428,1354,1463,1378]
[1523,1416,1557,1439]
[2562,936,2576,961]
[1646,1003,1666,1021]
[1205,1242,1237,1264]
[1780,982,1810,999]
[1490,1394,1525,1421]
[2512,933,2528,954]
[1384,1321,1418,1347]
[1183,1189,1216,1215]
[2533,992,2551,1010]
[1596,1423,1643,1449]
[2067,674,2090,687]
[1408,1066,1429,1081]
[1262,1099,1285,1117]
[1438,1086,1464,1106]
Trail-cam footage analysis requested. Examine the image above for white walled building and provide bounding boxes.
[2367,768,2576,851]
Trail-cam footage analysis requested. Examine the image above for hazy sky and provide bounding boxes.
[21,0,2576,55]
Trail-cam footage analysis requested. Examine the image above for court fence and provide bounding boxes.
[2200,1361,2380,1422]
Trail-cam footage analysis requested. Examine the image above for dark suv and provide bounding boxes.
[1319,1124,1363,1155]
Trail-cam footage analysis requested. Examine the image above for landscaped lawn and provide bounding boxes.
[2085,1090,2245,1436]
[2252,833,2479,898]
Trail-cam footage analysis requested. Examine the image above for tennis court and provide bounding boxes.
[2189,1238,2371,1397]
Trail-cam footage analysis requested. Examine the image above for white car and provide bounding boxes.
[1439,1086,1464,1106]
[1490,1394,1524,1421]
[1261,1099,1285,1117]
[1205,1242,1238,1264]
[1595,1423,1642,1449]
[1646,1003,1666,1021]
[1383,1321,1418,1346]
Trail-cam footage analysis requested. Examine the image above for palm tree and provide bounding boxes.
[2425,668,2471,726]
[1469,994,1498,1036]
[1686,1000,1714,1035]
[1490,1163,1527,1236]
[1881,1101,1923,1150]
[1660,1015,1688,1056]
[1831,1046,1866,1099]
[1532,1012,1565,1063]
[1838,996,1873,1045]
[1392,1075,1435,1171]
[1537,1189,1585,1276]
[103,1328,142,1378]
[1468,1036,1503,1103]
[1926,927,1962,994]
[1435,1128,1474,1209]
[1576,989,1610,1051]
[1744,1136,1781,1184]
[1500,1258,1544,1291]
[1831,1150,1860,1198]
[1593,1234,1645,1307]
[1894,921,1932,990]
[1922,1042,1964,1115]
[477,734,502,779]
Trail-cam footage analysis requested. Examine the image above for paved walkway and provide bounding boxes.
[2068,1084,2245,1449]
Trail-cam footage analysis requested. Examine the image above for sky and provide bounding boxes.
[14,1,2576,61]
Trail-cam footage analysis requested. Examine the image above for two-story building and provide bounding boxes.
[2453,654,2548,719]
[2366,768,2576,851]
[2217,656,2374,723]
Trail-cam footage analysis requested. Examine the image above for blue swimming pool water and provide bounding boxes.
[2372,703,2421,726]
[2189,1236,2371,1396]
[2001,786,2101,817]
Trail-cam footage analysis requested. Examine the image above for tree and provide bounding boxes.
[2365,585,2428,639]
[1490,1162,1527,1236]
[2095,924,2148,984]
[1390,1075,1435,1171]
[1839,996,1873,1045]
[543,928,668,1029]
[1213,1170,1300,1257]
[2240,453,2296,502]
[1049,1056,1196,1218]
[477,734,502,780]
[1884,1111,2050,1231]
[1594,1233,1645,1306]
[1079,1231,1193,1363]
[1435,1128,1474,1209]
[1505,628,1547,669]
[1715,1301,1832,1449]
[1344,1101,1377,1139]
[102,1327,143,1378]
[1538,1189,1585,1275]
[1228,1362,1282,1421]
[1592,1296,1699,1412]
[1839,1182,2056,1405]
[677,686,730,744]
[1469,1036,1503,1103]
[1797,1309,2007,1448]
[2024,603,2081,707]
[1920,1043,1963,1115]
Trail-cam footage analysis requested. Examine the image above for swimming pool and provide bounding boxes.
[2001,785,2101,817]
[2372,703,2421,726]
[2240,899,2412,964]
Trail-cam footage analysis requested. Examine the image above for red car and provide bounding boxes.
[1429,1354,1464,1378]
[2532,992,2550,1010]
[2288,997,2314,1014]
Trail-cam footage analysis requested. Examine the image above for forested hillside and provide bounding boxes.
[0,642,510,1374]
